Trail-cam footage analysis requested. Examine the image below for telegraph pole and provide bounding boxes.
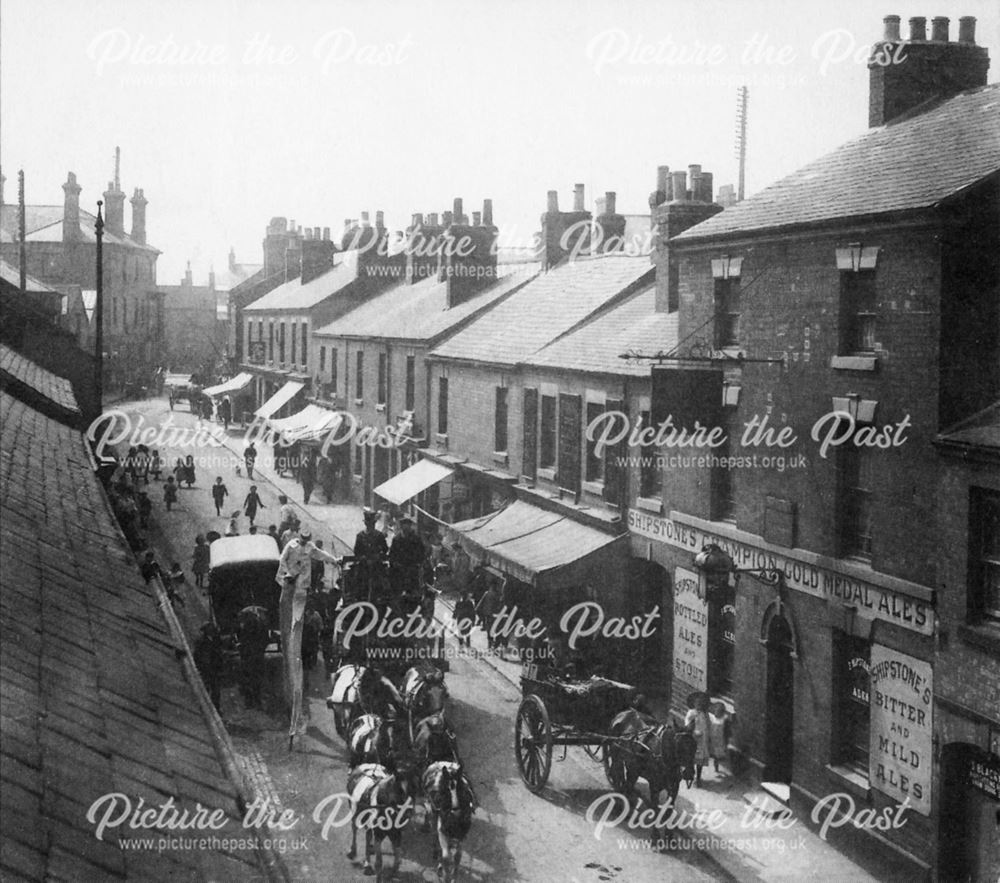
[735,86,749,202]
[95,201,104,405]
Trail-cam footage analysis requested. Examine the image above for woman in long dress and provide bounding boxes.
[684,693,711,786]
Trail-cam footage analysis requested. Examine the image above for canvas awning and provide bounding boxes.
[448,500,627,589]
[267,404,342,443]
[255,381,305,419]
[373,459,454,506]
[202,372,253,397]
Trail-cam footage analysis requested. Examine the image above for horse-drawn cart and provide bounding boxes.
[514,666,637,793]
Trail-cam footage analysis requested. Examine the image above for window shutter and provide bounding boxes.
[604,398,625,504]
[558,393,582,492]
[522,387,538,479]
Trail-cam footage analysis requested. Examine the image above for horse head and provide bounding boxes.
[414,712,458,764]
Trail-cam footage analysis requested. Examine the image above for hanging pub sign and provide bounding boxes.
[673,567,708,691]
[869,645,933,815]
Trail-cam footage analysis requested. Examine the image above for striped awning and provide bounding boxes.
[255,381,304,419]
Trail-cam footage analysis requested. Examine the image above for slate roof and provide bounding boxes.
[936,401,1000,450]
[0,343,79,415]
[244,249,361,313]
[314,263,540,343]
[675,83,1000,241]
[526,285,675,377]
[0,390,267,880]
[0,205,160,253]
[0,258,58,294]
[430,255,654,365]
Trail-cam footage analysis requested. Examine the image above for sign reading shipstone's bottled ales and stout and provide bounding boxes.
[869,646,933,816]
[673,567,708,691]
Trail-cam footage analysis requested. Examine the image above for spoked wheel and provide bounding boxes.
[514,694,552,793]
[602,741,627,792]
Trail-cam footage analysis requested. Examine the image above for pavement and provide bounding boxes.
[188,414,881,883]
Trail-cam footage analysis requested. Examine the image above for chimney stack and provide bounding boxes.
[102,147,126,236]
[869,13,989,127]
[375,211,385,229]
[472,211,482,226]
[129,187,148,245]
[360,211,370,227]
[573,184,585,212]
[428,212,439,226]
[539,187,591,269]
[441,199,499,307]
[594,190,626,254]
[442,210,453,226]
[671,171,687,202]
[482,199,494,227]
[323,226,330,240]
[301,235,336,283]
[547,190,559,213]
[453,198,464,224]
[62,172,82,242]
[650,166,670,208]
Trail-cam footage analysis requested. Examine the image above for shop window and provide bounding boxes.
[405,356,415,411]
[833,631,870,771]
[714,279,740,349]
[540,394,557,469]
[291,322,297,365]
[522,387,538,479]
[268,322,274,361]
[377,352,387,405]
[278,322,286,364]
[301,322,308,365]
[319,346,326,374]
[840,271,877,355]
[494,387,508,453]
[838,441,874,560]
[603,398,625,504]
[437,377,448,435]
[258,320,264,345]
[969,488,1000,624]
[557,393,582,492]
[355,351,364,399]
[331,347,338,392]
[585,401,604,482]
[711,414,736,521]
[638,410,661,499]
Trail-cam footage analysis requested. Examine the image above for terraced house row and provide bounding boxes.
[224,15,999,880]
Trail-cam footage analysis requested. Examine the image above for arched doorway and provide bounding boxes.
[763,612,794,784]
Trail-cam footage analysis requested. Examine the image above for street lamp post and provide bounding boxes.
[94,201,104,406]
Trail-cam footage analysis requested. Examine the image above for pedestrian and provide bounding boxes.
[684,693,712,786]
[168,389,175,411]
[226,511,240,536]
[237,606,269,709]
[140,550,162,584]
[125,446,139,483]
[211,476,229,516]
[173,458,186,487]
[267,524,280,548]
[389,515,426,606]
[280,520,300,549]
[450,543,470,594]
[163,475,178,511]
[243,485,264,526]
[137,490,152,529]
[244,442,257,480]
[708,701,731,775]
[301,453,316,505]
[475,582,500,650]
[149,449,163,481]
[278,495,296,534]
[184,454,196,488]
[454,591,475,649]
[166,562,186,609]
[192,534,210,588]
[311,540,327,591]
[192,622,224,712]
[135,445,150,484]
[249,525,258,535]
[220,396,232,431]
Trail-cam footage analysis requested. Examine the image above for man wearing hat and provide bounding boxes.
[389,515,426,609]
[276,527,342,747]
[354,507,389,601]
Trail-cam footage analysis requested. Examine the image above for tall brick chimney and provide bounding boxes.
[869,13,990,127]
[301,228,335,284]
[103,147,126,236]
[593,191,626,254]
[538,185,591,270]
[129,187,147,245]
[650,163,724,312]
[62,172,82,242]
[263,217,300,278]
[441,196,499,307]
[405,212,444,284]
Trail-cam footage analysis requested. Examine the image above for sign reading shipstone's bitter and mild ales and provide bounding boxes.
[627,511,933,636]
[673,567,707,691]
[869,646,933,815]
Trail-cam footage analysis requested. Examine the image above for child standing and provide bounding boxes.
[211,477,229,516]
[192,534,210,588]
[163,476,178,511]
[454,591,476,649]
[684,693,712,786]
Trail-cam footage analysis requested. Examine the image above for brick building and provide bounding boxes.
[158,262,226,372]
[0,154,164,388]
[634,15,998,879]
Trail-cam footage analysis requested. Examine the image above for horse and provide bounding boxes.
[346,762,414,880]
[411,711,459,767]
[605,709,696,843]
[348,713,411,770]
[327,664,404,737]
[402,664,448,742]
[421,761,476,883]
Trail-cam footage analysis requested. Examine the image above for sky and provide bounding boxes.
[2,0,998,284]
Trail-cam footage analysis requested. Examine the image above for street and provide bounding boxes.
[119,395,729,882]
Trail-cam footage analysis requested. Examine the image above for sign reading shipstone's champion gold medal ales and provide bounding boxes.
[869,645,933,815]
[673,567,707,692]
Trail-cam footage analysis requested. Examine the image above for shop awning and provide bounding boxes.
[202,372,253,397]
[267,404,342,443]
[373,459,454,506]
[449,500,627,589]
[255,381,305,419]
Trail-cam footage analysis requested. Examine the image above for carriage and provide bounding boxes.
[207,535,281,649]
[514,665,639,793]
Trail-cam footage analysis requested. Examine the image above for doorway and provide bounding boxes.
[764,613,794,784]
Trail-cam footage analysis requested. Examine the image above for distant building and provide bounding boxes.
[158,262,227,372]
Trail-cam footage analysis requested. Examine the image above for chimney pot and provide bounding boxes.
[343,218,352,231]
[958,16,976,43]
[411,213,423,227]
[931,16,949,42]
[472,211,482,226]
[428,212,439,226]
[547,190,559,213]
[671,171,687,202]
[375,211,385,228]
[323,226,330,240]
[604,192,616,215]
[656,165,670,194]
[305,228,313,240]
[482,198,493,226]
[360,211,370,226]
[883,15,901,41]
[442,211,453,226]
[700,172,714,203]
[453,198,463,222]
[573,183,585,212]
[909,16,927,41]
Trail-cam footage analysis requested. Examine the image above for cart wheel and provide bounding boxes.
[514,694,552,793]
[602,742,627,793]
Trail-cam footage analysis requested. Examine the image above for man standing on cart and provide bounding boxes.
[389,515,426,615]
[353,507,389,602]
